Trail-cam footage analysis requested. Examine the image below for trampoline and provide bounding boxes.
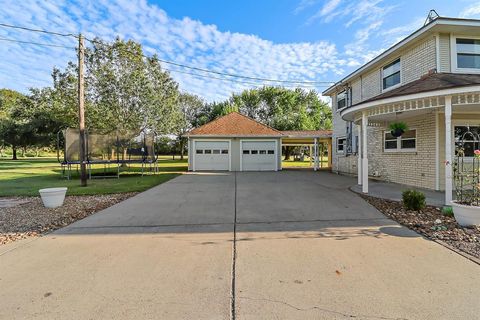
[57,128,158,179]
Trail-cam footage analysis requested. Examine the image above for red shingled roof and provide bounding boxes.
[282,130,332,138]
[187,112,283,137]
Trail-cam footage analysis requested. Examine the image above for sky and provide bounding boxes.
[1,0,480,102]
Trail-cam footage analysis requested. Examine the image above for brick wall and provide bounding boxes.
[401,36,436,84]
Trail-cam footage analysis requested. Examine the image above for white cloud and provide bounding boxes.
[460,2,480,18]
[0,0,344,102]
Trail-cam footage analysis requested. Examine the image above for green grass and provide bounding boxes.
[0,156,187,197]
[282,156,329,168]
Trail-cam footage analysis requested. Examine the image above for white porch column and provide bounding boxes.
[362,111,368,193]
[445,96,453,204]
[313,138,319,171]
[357,124,362,185]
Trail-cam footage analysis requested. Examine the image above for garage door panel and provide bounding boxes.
[194,141,230,171]
[241,141,276,171]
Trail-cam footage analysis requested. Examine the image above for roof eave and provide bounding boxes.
[323,17,480,96]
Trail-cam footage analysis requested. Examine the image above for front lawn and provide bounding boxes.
[282,156,329,168]
[0,156,187,197]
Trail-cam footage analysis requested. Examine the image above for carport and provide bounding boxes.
[281,130,332,171]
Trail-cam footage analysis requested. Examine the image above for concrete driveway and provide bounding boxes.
[1,171,480,319]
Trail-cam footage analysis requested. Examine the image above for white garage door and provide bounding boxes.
[241,141,277,171]
[194,141,230,171]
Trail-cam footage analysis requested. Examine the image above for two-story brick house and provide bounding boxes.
[323,15,480,205]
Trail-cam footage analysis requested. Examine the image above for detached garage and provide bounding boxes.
[186,112,283,172]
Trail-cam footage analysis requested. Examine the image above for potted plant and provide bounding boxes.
[451,148,480,226]
[39,187,68,208]
[388,122,408,137]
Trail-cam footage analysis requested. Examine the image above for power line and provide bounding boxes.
[0,22,76,38]
[83,36,334,85]
[165,66,330,88]
[0,36,75,49]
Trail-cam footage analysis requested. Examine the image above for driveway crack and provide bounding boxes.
[237,296,409,320]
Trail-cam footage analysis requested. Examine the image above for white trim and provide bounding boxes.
[361,111,368,193]
[336,136,346,154]
[435,33,440,71]
[381,57,402,93]
[435,110,440,190]
[239,139,278,172]
[192,139,231,172]
[341,85,480,121]
[451,34,480,74]
[383,129,417,153]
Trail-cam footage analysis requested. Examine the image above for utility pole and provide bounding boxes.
[78,33,87,186]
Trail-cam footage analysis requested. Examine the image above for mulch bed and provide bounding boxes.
[361,195,480,260]
[0,193,136,246]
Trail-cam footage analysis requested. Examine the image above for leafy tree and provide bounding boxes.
[174,93,205,159]
[200,86,332,160]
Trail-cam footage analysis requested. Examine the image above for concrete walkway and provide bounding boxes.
[351,178,445,207]
[1,171,479,319]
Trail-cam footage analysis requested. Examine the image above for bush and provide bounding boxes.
[442,206,454,217]
[402,189,426,211]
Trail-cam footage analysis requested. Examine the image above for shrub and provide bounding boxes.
[442,206,454,217]
[388,121,408,132]
[402,189,426,211]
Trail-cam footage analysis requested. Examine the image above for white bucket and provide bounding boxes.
[39,187,68,208]
[451,201,480,227]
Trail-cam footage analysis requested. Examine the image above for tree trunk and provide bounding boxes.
[180,140,185,160]
[284,146,293,161]
[12,146,18,160]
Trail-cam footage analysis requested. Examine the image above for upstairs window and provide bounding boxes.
[382,58,401,90]
[456,38,480,70]
[337,90,346,109]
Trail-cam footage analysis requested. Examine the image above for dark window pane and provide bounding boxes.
[401,139,416,149]
[212,149,220,154]
[383,72,400,89]
[204,150,212,154]
[221,149,228,154]
[243,150,250,154]
[267,150,274,154]
[402,130,415,139]
[383,58,400,77]
[251,150,258,154]
[196,149,203,154]
[457,53,480,69]
[337,91,346,109]
[259,150,266,154]
[385,140,397,149]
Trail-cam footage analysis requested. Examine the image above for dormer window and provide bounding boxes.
[337,90,346,109]
[382,58,401,90]
[456,38,480,70]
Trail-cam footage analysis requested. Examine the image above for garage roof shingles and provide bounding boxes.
[187,112,284,137]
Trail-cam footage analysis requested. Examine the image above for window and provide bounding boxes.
[221,149,228,154]
[384,129,416,152]
[337,90,346,109]
[243,150,250,154]
[196,149,203,154]
[259,150,266,154]
[455,126,480,157]
[337,138,346,153]
[456,38,480,70]
[382,58,401,90]
[204,149,212,154]
[251,150,258,154]
[267,150,275,154]
[212,149,220,154]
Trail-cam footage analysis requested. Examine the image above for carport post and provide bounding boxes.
[314,138,318,171]
[361,111,368,193]
[357,124,362,185]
